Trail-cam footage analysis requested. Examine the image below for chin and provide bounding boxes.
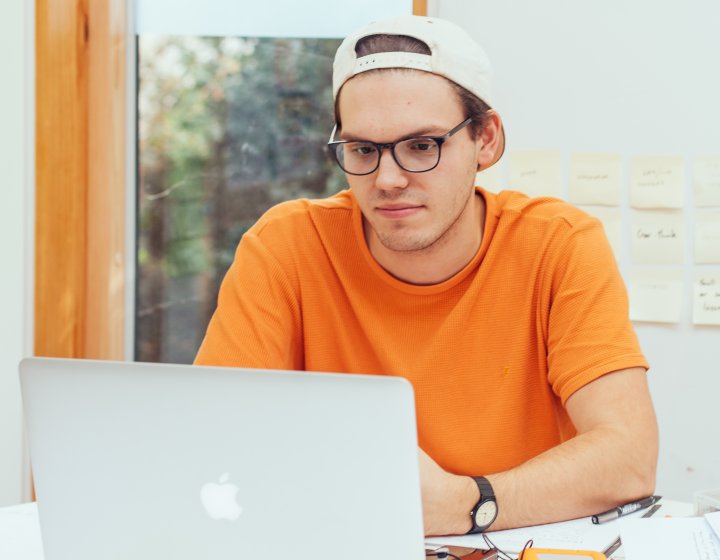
[377,232,438,253]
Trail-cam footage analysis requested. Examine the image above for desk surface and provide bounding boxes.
[0,500,695,560]
[0,502,43,560]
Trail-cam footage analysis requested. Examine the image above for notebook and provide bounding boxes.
[19,357,426,560]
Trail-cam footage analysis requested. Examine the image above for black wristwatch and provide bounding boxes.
[467,476,498,534]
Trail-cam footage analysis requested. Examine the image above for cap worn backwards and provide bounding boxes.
[332,15,505,169]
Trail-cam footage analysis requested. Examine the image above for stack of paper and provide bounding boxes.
[425,511,649,555]
[619,511,720,560]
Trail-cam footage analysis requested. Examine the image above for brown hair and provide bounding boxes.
[334,33,491,138]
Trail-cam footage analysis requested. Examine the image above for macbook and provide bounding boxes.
[20,357,426,560]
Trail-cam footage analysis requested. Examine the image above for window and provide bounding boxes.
[136,35,344,362]
[134,1,415,363]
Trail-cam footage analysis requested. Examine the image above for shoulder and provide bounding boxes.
[480,188,609,271]
[251,190,354,240]
[488,189,596,233]
[229,190,357,289]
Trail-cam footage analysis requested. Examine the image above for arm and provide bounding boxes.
[420,366,658,536]
[194,225,303,369]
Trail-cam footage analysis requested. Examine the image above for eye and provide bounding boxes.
[348,143,377,157]
[406,139,438,153]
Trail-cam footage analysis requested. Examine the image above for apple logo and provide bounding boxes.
[200,472,243,520]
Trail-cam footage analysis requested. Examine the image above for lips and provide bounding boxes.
[375,204,424,219]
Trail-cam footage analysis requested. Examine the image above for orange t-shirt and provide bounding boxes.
[195,187,648,476]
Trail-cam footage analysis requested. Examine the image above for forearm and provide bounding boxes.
[421,368,658,535]
[487,421,657,530]
[424,422,657,535]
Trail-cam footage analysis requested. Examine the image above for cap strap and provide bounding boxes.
[353,52,432,76]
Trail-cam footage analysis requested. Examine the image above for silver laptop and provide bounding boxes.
[20,357,425,560]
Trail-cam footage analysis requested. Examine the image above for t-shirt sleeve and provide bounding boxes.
[544,216,649,403]
[194,228,303,370]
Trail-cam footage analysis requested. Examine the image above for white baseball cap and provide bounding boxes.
[332,15,505,168]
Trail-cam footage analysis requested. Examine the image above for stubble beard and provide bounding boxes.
[369,186,477,255]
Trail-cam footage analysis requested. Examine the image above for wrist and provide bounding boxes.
[467,476,499,533]
[448,475,480,535]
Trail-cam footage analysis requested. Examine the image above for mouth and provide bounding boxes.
[375,204,424,219]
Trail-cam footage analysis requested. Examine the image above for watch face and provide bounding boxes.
[474,500,498,527]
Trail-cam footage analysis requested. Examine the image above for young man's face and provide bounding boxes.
[336,70,485,263]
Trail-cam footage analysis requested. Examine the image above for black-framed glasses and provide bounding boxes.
[327,117,472,176]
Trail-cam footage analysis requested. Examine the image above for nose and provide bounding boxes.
[374,148,409,191]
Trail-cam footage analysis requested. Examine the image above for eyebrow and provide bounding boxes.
[339,125,450,143]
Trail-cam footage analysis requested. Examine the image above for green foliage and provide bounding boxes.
[137,34,343,363]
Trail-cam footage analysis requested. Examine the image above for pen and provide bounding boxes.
[601,503,661,558]
[591,495,661,524]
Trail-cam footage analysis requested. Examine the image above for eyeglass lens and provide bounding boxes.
[334,137,440,175]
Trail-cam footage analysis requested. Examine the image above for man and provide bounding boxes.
[196,15,658,536]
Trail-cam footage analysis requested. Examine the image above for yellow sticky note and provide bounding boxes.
[508,150,562,199]
[630,155,685,209]
[694,155,720,207]
[630,268,683,324]
[631,210,685,265]
[693,273,720,326]
[695,210,720,264]
[568,153,622,206]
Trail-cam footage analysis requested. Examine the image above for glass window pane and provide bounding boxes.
[136,35,344,363]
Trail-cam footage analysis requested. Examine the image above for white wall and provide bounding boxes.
[430,0,720,502]
[0,0,32,506]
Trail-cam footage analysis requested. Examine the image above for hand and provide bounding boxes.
[418,448,478,536]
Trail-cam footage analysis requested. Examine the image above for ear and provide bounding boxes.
[475,111,503,170]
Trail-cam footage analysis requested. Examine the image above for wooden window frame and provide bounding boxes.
[35,0,127,359]
[34,1,426,359]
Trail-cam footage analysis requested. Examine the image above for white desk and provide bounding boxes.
[0,502,43,560]
[0,500,695,560]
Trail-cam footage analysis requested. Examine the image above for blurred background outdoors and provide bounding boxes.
[136,36,345,363]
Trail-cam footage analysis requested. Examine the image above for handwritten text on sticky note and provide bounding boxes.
[632,210,684,264]
[568,153,622,206]
[630,155,684,209]
[508,150,562,199]
[694,274,720,326]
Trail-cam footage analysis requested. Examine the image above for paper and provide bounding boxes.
[508,150,562,199]
[476,164,504,193]
[695,211,720,264]
[629,268,683,324]
[582,206,623,260]
[630,155,685,209]
[694,156,720,207]
[631,210,684,265]
[568,153,622,206]
[0,502,44,560]
[620,517,720,560]
[693,273,720,326]
[426,515,626,554]
[708,512,720,540]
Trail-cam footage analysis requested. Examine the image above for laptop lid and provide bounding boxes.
[20,357,425,560]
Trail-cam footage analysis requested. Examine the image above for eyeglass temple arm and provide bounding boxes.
[444,117,473,139]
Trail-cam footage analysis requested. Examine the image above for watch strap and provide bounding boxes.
[467,476,498,534]
[474,476,495,502]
